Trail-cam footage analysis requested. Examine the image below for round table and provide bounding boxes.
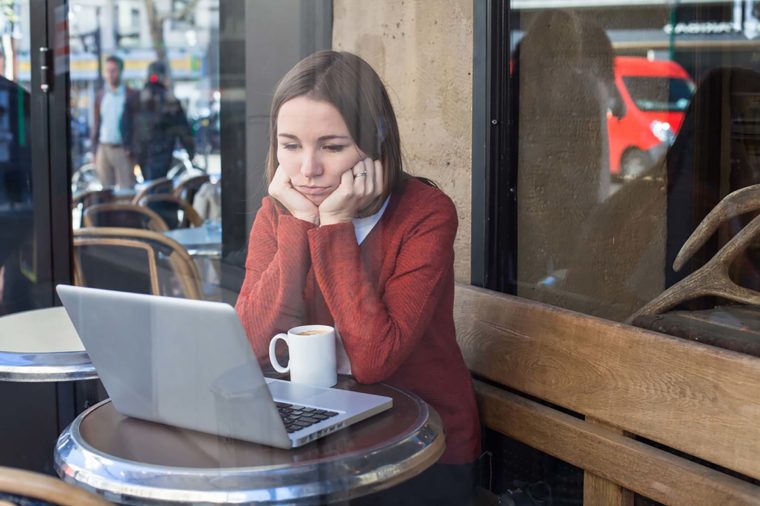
[0,307,96,382]
[163,224,222,258]
[55,379,445,505]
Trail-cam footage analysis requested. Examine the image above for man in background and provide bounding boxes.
[91,55,137,189]
[128,60,195,181]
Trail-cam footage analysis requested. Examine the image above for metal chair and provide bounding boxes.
[73,227,203,300]
[137,194,203,230]
[131,177,173,204]
[0,466,111,505]
[83,203,169,232]
[173,174,210,207]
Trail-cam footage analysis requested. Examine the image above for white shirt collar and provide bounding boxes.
[353,196,390,245]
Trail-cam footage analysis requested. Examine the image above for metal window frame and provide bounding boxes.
[471,0,517,293]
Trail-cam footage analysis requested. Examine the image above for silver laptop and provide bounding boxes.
[56,285,392,449]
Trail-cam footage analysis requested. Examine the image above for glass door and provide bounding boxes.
[0,0,53,316]
[0,0,81,474]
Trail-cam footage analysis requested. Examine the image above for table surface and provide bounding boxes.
[0,307,96,382]
[164,224,221,257]
[55,379,445,505]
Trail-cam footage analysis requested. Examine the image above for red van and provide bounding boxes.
[608,56,695,179]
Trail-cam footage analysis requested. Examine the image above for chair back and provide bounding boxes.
[72,188,115,210]
[173,174,210,206]
[0,466,111,505]
[73,227,203,299]
[132,177,173,204]
[83,203,169,232]
[137,194,203,229]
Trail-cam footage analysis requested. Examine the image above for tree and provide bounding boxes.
[143,0,200,68]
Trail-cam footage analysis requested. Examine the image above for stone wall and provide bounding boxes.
[332,0,474,283]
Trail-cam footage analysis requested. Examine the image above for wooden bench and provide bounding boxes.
[454,283,760,505]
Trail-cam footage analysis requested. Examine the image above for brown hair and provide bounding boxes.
[266,50,406,216]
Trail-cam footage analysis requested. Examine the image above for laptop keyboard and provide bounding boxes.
[275,402,340,434]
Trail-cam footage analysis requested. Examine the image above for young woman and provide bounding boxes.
[235,50,480,504]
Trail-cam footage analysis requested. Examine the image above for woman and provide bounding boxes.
[235,50,480,504]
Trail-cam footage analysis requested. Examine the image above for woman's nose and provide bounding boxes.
[300,151,323,178]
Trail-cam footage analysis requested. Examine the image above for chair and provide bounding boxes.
[83,203,169,232]
[0,466,111,505]
[73,227,203,299]
[71,189,115,228]
[137,194,203,230]
[131,177,173,204]
[71,188,114,210]
[173,174,210,206]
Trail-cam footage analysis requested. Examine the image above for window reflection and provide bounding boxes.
[68,0,223,301]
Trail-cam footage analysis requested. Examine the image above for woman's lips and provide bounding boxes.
[296,185,332,196]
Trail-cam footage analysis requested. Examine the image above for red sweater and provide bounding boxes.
[235,178,480,464]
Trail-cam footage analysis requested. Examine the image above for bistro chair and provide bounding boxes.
[137,194,203,230]
[173,174,210,207]
[83,203,169,233]
[71,189,115,228]
[132,177,173,204]
[73,227,203,300]
[71,188,114,210]
[0,466,111,505]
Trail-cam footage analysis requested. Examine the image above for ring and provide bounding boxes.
[354,172,368,178]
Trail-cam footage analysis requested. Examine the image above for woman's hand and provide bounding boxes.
[319,158,384,226]
[268,165,320,225]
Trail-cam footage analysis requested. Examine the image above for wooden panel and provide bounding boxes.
[475,381,760,506]
[455,284,760,481]
[584,473,634,506]
[583,419,634,506]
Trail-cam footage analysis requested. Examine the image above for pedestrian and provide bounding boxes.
[91,55,137,189]
[128,61,195,181]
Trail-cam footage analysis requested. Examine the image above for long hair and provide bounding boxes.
[266,51,406,216]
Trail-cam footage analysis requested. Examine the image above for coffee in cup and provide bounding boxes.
[296,329,329,336]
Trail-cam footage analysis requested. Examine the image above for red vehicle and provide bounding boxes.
[608,56,695,179]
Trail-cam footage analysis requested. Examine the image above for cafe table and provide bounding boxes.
[163,222,222,258]
[54,378,445,505]
[0,307,96,382]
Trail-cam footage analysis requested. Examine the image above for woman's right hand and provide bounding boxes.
[268,166,320,225]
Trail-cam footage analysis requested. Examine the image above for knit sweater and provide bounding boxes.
[235,178,481,464]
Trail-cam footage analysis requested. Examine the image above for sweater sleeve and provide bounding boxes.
[308,191,457,384]
[235,198,316,361]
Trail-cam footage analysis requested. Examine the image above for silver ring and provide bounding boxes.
[354,172,368,178]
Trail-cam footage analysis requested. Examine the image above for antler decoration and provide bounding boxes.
[628,183,760,323]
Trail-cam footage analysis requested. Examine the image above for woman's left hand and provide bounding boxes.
[319,158,384,226]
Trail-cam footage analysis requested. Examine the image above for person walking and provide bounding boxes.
[128,61,195,181]
[91,55,137,189]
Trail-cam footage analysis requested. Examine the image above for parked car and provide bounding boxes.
[608,56,695,179]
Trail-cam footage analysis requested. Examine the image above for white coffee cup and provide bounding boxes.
[269,325,337,388]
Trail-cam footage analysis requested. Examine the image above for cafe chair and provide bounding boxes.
[131,177,173,204]
[71,189,115,228]
[71,188,114,211]
[73,227,203,300]
[137,194,204,230]
[0,466,111,505]
[173,174,210,207]
[83,203,170,233]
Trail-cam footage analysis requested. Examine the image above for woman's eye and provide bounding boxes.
[323,144,347,153]
[281,143,299,151]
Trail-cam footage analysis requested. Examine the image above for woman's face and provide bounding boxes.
[276,96,365,206]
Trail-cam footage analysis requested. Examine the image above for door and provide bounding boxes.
[0,0,82,473]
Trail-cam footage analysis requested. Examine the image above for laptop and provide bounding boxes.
[56,285,392,449]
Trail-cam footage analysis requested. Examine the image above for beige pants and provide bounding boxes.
[95,144,135,189]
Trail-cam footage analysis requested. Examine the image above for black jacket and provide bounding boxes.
[127,82,195,180]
